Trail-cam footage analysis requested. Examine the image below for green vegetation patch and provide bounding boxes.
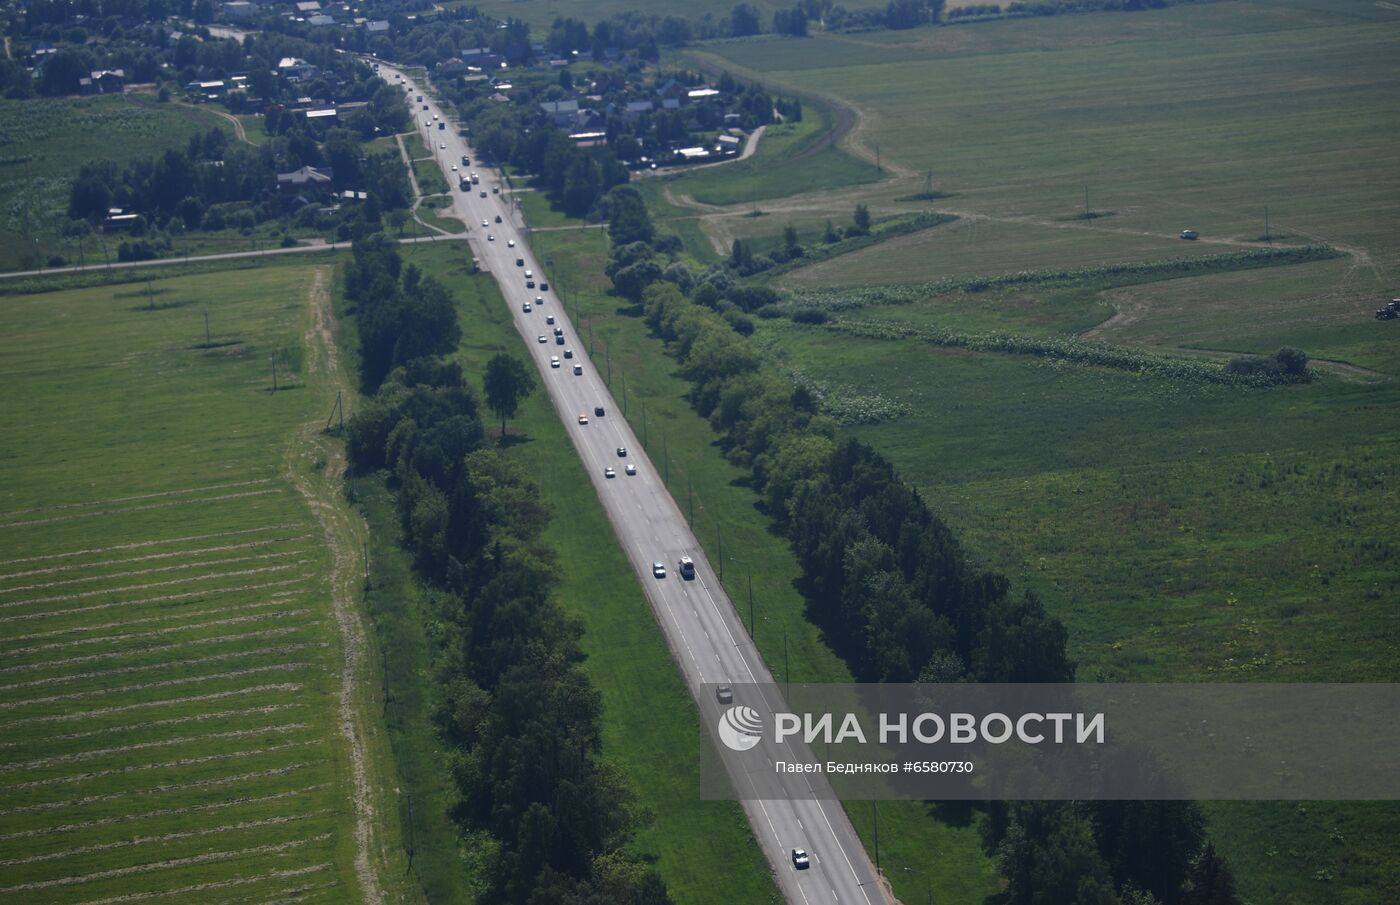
[0,94,231,271]
[0,264,366,903]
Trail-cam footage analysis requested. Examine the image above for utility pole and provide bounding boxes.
[1084,183,1090,220]
[875,142,881,173]
[270,351,278,392]
[717,521,722,579]
[204,311,211,346]
[687,475,693,527]
[663,433,669,486]
[1264,205,1271,243]
[606,346,611,385]
[641,402,648,447]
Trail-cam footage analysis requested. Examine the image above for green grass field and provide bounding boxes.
[626,4,1400,900]
[692,0,1400,292]
[0,262,412,903]
[0,94,233,272]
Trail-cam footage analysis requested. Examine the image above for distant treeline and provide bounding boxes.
[342,234,675,905]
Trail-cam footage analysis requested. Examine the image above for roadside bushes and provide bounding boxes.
[828,318,1313,386]
[1225,346,1309,379]
[785,246,1344,313]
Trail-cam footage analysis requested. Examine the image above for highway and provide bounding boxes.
[378,63,888,905]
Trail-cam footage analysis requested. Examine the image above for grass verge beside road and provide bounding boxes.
[364,242,782,904]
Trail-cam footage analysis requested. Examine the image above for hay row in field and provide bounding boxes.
[0,488,282,529]
[0,626,306,676]
[0,577,307,624]
[2,597,303,649]
[0,702,306,752]
[9,681,305,725]
[0,524,305,569]
[0,478,274,520]
[0,533,312,581]
[0,762,315,817]
[0,833,331,893]
[1,738,317,791]
[70,862,334,905]
[0,548,307,596]
[1,562,308,609]
[0,661,311,713]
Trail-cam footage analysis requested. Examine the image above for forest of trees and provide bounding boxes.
[343,235,673,905]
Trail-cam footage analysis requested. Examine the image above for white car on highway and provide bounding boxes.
[652,562,666,578]
[550,356,559,368]
[625,463,637,476]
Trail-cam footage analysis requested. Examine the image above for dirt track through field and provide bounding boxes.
[289,267,385,903]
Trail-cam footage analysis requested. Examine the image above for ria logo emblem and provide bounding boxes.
[718,705,764,752]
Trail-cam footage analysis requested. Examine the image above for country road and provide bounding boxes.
[376,61,889,905]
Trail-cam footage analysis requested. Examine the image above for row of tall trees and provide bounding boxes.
[610,205,1240,902]
[344,235,673,904]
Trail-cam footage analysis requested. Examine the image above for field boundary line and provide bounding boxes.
[289,266,385,902]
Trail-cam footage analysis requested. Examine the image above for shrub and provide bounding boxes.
[792,308,829,324]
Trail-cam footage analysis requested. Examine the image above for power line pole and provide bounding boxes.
[1084,183,1090,220]
[204,311,211,346]
[1264,205,1271,243]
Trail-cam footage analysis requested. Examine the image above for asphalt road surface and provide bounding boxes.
[378,63,888,905]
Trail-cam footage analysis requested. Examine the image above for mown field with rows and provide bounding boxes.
[0,263,373,904]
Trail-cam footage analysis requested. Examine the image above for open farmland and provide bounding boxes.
[0,264,386,903]
[661,2,1400,901]
[0,95,232,272]
[679,0,1400,288]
